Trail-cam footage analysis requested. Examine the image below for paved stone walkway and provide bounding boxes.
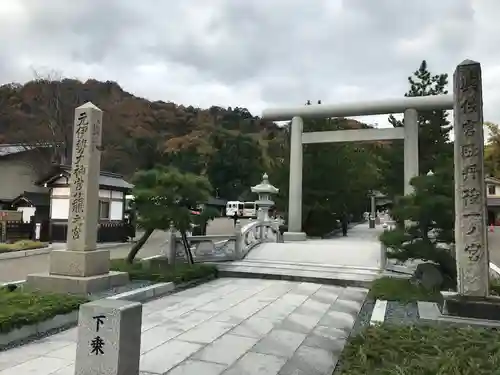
[0,278,367,375]
[248,224,385,269]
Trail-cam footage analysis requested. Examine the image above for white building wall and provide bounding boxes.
[17,207,36,223]
[99,189,111,198]
[52,187,70,196]
[51,198,70,219]
[50,187,125,221]
[110,201,123,220]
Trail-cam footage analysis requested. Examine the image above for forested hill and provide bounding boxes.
[0,77,371,200]
[0,78,282,174]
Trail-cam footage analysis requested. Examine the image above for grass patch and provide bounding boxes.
[369,277,442,303]
[0,240,47,253]
[0,287,87,334]
[110,259,218,284]
[336,324,500,374]
[491,279,500,296]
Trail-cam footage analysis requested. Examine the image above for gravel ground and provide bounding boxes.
[350,299,375,336]
[347,299,421,338]
[384,301,420,324]
[87,280,153,300]
[0,322,77,352]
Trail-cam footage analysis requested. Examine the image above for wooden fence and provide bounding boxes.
[0,220,34,242]
[50,221,129,243]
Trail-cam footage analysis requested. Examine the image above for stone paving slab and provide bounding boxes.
[0,278,367,375]
[247,224,384,268]
[216,261,378,288]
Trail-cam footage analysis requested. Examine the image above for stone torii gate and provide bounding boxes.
[266,60,496,314]
[262,94,453,241]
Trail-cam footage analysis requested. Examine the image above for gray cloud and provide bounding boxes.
[0,0,499,126]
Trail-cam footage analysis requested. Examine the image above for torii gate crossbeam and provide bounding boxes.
[262,95,454,241]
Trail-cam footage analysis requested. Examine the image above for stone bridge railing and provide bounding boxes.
[168,220,282,263]
[238,220,282,258]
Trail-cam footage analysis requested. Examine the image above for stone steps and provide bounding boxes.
[213,259,382,288]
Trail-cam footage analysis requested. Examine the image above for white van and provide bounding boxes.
[243,202,258,218]
[226,201,244,217]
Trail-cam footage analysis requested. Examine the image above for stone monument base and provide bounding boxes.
[25,271,129,295]
[49,249,111,276]
[142,255,170,270]
[283,232,307,242]
[442,293,500,321]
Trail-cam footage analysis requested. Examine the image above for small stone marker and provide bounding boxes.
[75,299,142,375]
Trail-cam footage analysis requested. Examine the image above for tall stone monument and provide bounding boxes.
[454,60,489,297]
[444,60,500,320]
[26,103,128,294]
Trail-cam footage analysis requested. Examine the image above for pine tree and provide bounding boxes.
[381,60,453,196]
[379,61,457,287]
[484,122,500,178]
[380,167,456,287]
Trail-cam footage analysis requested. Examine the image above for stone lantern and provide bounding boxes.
[251,173,279,222]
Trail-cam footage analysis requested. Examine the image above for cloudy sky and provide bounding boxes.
[0,0,499,127]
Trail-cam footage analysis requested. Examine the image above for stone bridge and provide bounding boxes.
[171,219,282,263]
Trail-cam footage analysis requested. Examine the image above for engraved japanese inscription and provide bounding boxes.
[90,314,106,355]
[75,300,142,375]
[453,60,489,296]
[70,112,89,240]
[66,103,103,251]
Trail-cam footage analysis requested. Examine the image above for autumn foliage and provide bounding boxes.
[0,78,279,179]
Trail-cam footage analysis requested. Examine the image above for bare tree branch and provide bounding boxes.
[23,68,82,167]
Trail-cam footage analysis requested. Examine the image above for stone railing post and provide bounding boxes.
[234,221,242,260]
[166,225,177,265]
[369,194,376,229]
[380,243,387,270]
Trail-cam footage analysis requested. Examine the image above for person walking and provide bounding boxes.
[232,211,239,227]
[341,212,348,237]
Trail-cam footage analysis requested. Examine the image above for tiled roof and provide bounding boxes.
[59,165,133,189]
[99,174,134,190]
[486,176,500,185]
[37,165,134,190]
[11,191,50,207]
